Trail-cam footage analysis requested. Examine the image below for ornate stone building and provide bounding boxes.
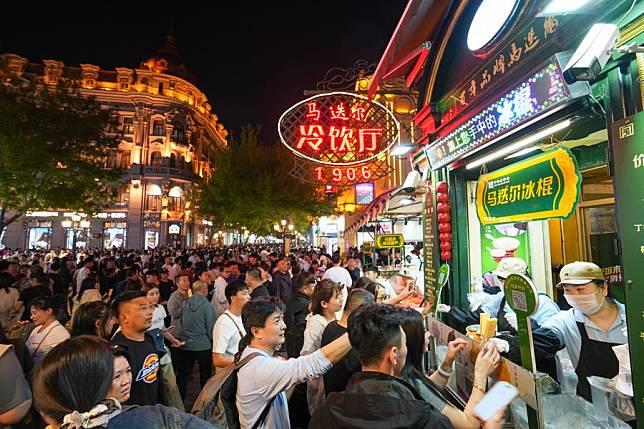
[0,33,227,250]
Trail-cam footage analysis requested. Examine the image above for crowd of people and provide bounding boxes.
[0,245,507,429]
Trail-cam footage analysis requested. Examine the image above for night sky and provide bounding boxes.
[0,2,406,143]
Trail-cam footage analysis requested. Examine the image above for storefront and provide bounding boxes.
[371,0,643,426]
[167,222,183,248]
[143,214,161,249]
[25,219,53,250]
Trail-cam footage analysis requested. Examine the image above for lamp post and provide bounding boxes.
[61,213,90,259]
[274,219,295,253]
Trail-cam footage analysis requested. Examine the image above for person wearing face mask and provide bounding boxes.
[531,261,628,403]
[438,258,560,334]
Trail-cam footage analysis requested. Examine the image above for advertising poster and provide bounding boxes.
[479,222,531,274]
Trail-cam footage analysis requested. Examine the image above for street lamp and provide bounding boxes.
[61,213,90,259]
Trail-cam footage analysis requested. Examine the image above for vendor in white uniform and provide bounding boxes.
[533,261,628,402]
[439,257,560,333]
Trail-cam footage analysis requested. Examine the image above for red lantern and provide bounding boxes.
[438,223,452,233]
[436,181,449,193]
[437,213,451,223]
[441,250,452,261]
[436,203,451,214]
[440,241,452,251]
[435,192,449,204]
[439,232,452,242]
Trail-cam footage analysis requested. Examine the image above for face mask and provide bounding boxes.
[564,290,605,315]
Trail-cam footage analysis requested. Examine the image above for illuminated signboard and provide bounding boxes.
[356,182,374,205]
[425,60,570,170]
[279,92,400,166]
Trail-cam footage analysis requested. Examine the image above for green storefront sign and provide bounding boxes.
[375,233,404,249]
[476,147,581,225]
[610,111,644,425]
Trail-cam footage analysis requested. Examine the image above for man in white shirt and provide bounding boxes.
[212,280,250,369]
[75,258,94,293]
[211,262,233,317]
[322,254,352,318]
[236,299,351,429]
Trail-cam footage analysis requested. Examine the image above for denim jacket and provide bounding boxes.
[107,404,221,429]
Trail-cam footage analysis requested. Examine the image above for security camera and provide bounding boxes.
[401,170,421,193]
[563,23,619,84]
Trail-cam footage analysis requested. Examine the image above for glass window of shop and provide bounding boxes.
[145,230,159,249]
[103,221,127,249]
[66,228,89,250]
[26,221,52,250]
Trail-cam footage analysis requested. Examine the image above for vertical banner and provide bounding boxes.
[423,181,438,309]
[610,111,644,426]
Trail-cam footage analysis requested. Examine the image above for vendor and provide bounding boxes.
[438,257,560,334]
[532,261,628,402]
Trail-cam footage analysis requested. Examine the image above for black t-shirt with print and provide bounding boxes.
[111,332,162,406]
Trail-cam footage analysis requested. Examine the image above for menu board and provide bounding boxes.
[423,182,437,308]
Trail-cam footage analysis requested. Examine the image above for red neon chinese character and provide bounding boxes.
[305,101,320,121]
[329,126,354,152]
[297,125,324,151]
[350,104,366,122]
[329,102,349,121]
[358,128,382,152]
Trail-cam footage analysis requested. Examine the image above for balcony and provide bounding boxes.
[138,163,199,182]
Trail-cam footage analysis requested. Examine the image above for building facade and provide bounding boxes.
[0,33,227,250]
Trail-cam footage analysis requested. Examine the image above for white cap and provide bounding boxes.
[493,257,527,279]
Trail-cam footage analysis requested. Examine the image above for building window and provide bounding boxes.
[106,151,118,168]
[158,82,164,95]
[150,151,162,166]
[146,184,162,211]
[172,122,185,144]
[141,77,149,84]
[168,186,183,211]
[122,117,134,135]
[120,151,131,169]
[115,187,129,207]
[119,77,130,90]
[152,120,165,136]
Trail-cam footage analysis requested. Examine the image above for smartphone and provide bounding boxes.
[473,381,519,421]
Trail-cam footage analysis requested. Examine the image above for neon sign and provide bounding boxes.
[425,60,571,170]
[313,165,374,184]
[279,92,400,166]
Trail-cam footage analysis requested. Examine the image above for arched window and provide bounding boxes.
[171,122,185,144]
[150,151,162,166]
[168,186,183,212]
[169,153,177,167]
[178,155,185,167]
[145,184,163,211]
[152,120,165,136]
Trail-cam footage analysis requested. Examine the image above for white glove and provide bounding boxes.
[488,337,510,354]
[437,304,451,313]
[504,312,518,331]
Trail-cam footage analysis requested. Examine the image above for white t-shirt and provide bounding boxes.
[26,321,70,365]
[301,314,332,355]
[212,310,245,359]
[150,305,167,331]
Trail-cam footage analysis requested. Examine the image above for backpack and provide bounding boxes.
[191,352,276,429]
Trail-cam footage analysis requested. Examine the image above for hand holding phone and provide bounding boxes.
[473,381,518,422]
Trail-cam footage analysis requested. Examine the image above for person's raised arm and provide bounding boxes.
[318,332,351,364]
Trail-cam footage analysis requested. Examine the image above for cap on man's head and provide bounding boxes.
[493,257,527,279]
[556,261,604,288]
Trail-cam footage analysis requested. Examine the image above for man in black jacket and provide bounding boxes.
[283,275,315,358]
[310,304,454,429]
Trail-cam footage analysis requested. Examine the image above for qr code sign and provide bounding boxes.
[511,290,528,312]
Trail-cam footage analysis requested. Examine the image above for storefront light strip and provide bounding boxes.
[465,119,571,169]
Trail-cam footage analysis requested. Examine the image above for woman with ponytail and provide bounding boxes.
[33,336,216,429]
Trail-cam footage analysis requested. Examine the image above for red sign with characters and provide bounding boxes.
[279,92,400,166]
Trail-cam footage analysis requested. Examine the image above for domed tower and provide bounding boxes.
[140,31,196,84]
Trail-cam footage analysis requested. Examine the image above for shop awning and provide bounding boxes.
[367,0,450,98]
[345,187,396,235]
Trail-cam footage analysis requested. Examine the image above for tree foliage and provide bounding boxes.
[0,79,121,237]
[198,125,334,237]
